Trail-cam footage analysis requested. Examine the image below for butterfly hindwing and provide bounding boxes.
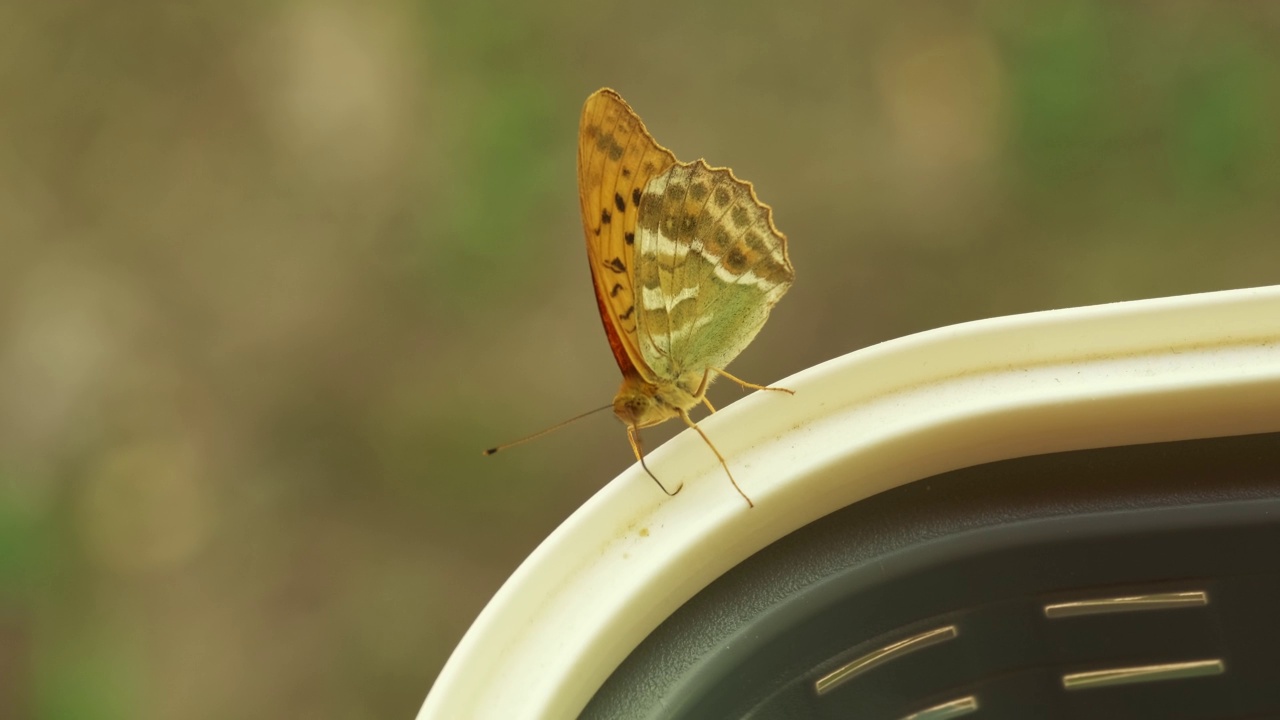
[633,160,793,385]
[578,89,676,381]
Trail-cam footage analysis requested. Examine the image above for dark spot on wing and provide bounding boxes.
[660,211,679,237]
[607,257,626,273]
[607,140,624,161]
[631,188,642,206]
[624,232,635,245]
[690,183,709,201]
[758,257,794,285]
[610,282,623,297]
[731,205,750,228]
[637,195,662,231]
[667,184,687,204]
[725,248,748,273]
[713,186,731,207]
[601,209,612,225]
[620,305,635,320]
[621,167,631,178]
[614,193,626,213]
[709,227,730,255]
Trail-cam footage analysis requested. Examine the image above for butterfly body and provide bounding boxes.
[577,89,793,505]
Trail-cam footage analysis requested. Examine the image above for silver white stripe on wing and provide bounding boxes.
[640,284,699,312]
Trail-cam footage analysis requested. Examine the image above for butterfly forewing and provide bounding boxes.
[633,160,793,384]
[578,90,677,381]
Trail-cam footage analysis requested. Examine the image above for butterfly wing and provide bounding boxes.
[578,89,677,382]
[632,160,793,384]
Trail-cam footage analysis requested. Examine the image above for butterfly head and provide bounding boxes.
[612,375,696,430]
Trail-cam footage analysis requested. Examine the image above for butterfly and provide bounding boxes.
[577,88,794,507]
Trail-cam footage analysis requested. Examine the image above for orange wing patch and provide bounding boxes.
[578,89,676,382]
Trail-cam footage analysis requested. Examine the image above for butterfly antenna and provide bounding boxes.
[627,426,682,496]
[483,403,613,456]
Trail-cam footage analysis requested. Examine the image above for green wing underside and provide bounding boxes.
[633,161,793,388]
[638,252,773,383]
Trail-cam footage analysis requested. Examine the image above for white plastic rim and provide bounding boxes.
[419,285,1280,720]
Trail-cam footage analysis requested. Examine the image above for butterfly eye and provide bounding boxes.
[613,393,651,426]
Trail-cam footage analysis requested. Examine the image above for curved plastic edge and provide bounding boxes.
[418,285,1280,720]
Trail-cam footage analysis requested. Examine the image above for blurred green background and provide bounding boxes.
[3,1,1279,717]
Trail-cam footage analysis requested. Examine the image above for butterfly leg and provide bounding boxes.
[627,425,683,497]
[692,370,718,414]
[677,409,754,508]
[712,367,795,396]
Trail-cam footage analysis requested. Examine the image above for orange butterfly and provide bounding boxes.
[577,89,794,507]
